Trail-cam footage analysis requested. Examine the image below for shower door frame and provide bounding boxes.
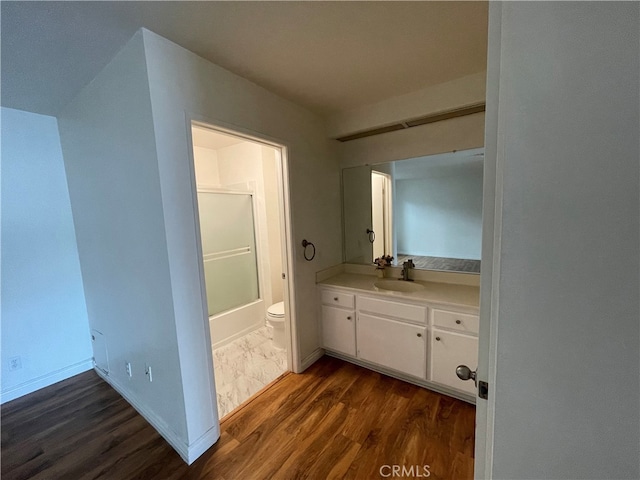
[196,185,263,320]
[186,115,299,373]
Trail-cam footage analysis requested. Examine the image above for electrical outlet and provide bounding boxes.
[125,362,132,378]
[145,364,153,382]
[9,356,22,371]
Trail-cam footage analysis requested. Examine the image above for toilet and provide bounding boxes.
[266,301,286,349]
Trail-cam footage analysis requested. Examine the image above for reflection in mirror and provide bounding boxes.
[342,148,483,273]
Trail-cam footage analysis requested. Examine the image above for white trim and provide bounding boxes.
[384,173,393,258]
[94,367,220,465]
[191,119,285,150]
[475,3,503,478]
[371,170,393,258]
[187,114,298,375]
[246,177,270,309]
[300,348,325,372]
[183,116,219,446]
[276,146,299,373]
[186,426,221,465]
[0,358,93,404]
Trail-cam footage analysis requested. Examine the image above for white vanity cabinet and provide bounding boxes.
[319,289,356,356]
[357,313,427,379]
[318,282,479,403]
[430,308,479,395]
[356,295,427,379]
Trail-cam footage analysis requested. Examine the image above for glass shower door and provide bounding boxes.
[197,191,260,316]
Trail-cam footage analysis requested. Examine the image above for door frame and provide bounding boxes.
[371,170,393,260]
[184,114,300,373]
[474,2,503,478]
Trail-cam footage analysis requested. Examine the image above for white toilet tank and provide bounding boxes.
[266,301,286,349]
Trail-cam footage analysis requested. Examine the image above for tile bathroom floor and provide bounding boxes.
[212,326,287,419]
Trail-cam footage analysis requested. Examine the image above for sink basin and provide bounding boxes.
[373,279,425,293]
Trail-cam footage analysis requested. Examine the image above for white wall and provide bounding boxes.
[262,146,284,304]
[395,161,483,259]
[1,107,93,403]
[338,112,485,169]
[330,68,486,169]
[484,3,639,478]
[141,28,342,381]
[193,146,220,186]
[326,71,486,138]
[57,31,209,463]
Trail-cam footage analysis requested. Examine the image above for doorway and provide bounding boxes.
[189,121,294,419]
[371,170,393,261]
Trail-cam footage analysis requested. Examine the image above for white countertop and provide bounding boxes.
[318,272,480,308]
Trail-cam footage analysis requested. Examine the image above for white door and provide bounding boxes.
[476,3,639,479]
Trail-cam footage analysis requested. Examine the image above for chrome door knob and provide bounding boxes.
[456,365,477,385]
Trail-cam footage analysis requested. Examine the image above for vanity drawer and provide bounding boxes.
[321,289,355,309]
[432,309,479,335]
[358,296,427,324]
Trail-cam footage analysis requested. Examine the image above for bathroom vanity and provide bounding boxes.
[317,269,479,404]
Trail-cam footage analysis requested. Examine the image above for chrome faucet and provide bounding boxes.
[401,259,415,281]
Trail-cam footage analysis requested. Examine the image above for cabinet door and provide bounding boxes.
[357,313,427,379]
[430,329,478,395]
[321,305,356,356]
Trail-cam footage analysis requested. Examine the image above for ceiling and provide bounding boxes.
[1,1,488,118]
[192,126,247,151]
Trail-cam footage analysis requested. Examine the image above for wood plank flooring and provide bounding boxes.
[396,255,481,274]
[1,356,475,479]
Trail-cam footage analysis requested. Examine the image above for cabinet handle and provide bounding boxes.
[455,319,462,325]
[435,336,441,341]
[416,333,422,337]
[334,297,339,301]
[347,316,352,320]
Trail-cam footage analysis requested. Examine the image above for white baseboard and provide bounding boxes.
[1,358,93,404]
[186,425,221,464]
[299,348,324,372]
[95,369,219,465]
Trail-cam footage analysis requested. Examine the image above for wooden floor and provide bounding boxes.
[1,356,475,480]
[396,255,481,274]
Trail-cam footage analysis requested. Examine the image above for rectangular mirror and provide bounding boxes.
[342,148,483,273]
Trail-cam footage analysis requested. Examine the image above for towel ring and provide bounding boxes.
[302,239,316,261]
[366,228,376,243]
